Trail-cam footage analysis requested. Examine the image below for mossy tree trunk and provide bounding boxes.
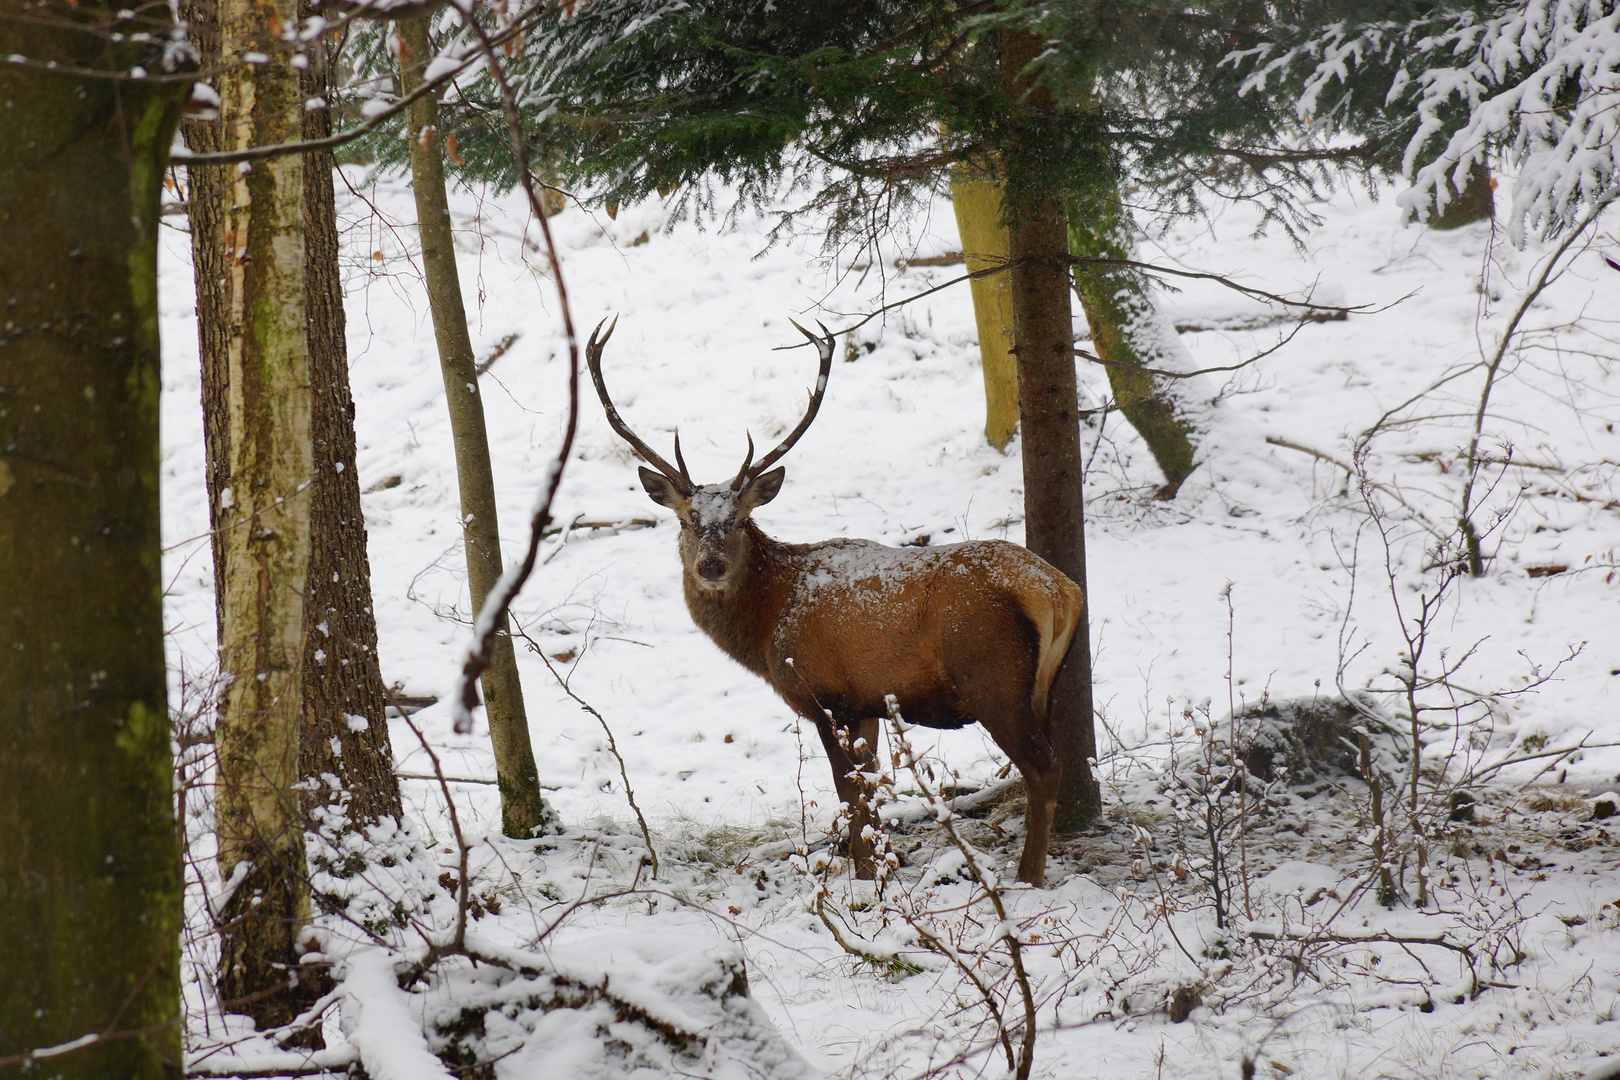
[185,0,404,1026]
[0,5,186,1075]
[1068,187,1206,499]
[201,0,318,1026]
[1000,30,1101,835]
[397,18,553,838]
[951,171,1020,451]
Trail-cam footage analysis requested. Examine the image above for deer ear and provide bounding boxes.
[639,467,685,509]
[739,466,785,511]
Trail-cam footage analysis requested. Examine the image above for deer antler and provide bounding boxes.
[737,319,835,485]
[586,316,692,493]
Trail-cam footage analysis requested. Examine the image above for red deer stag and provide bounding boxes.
[587,318,1083,886]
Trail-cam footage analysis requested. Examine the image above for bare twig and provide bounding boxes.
[0,960,172,1068]
[885,696,1039,1080]
[1459,195,1617,575]
[532,646,659,878]
[475,332,521,376]
[390,692,470,950]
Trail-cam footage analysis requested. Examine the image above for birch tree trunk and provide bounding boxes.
[0,5,186,1074]
[1069,188,1208,498]
[951,171,1020,451]
[1000,30,1101,835]
[398,17,553,838]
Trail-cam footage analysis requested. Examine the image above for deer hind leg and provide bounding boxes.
[813,713,881,879]
[1016,760,1059,887]
[957,702,1059,886]
[946,611,1057,886]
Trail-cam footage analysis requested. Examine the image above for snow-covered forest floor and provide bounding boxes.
[158,175,1620,1078]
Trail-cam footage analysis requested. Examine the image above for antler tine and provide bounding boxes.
[585,316,691,491]
[745,319,836,480]
[730,432,755,491]
[672,428,693,488]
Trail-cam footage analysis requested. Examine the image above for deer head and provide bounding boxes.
[586,317,836,591]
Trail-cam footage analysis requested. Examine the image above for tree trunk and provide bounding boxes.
[185,0,405,1025]
[1000,31,1101,834]
[205,0,318,1026]
[299,10,402,834]
[398,18,553,838]
[1068,187,1206,498]
[951,171,1020,451]
[1427,158,1495,230]
[0,6,186,1075]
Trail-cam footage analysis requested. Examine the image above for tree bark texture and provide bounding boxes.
[950,171,1020,451]
[999,31,1101,832]
[211,0,317,1021]
[185,0,403,1025]
[0,6,186,1075]
[398,18,552,838]
[1427,158,1495,230]
[1068,188,1206,498]
[299,15,403,834]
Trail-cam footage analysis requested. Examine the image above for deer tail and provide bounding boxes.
[1017,572,1085,721]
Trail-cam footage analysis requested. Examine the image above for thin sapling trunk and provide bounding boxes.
[398,17,552,837]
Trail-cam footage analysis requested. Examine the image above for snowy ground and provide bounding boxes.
[158,174,1620,1078]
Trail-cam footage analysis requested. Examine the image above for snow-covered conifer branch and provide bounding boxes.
[1237,1,1620,243]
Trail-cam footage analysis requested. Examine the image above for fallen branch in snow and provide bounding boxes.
[186,1046,357,1077]
[1245,927,1484,1001]
[743,777,1022,864]
[1265,436,1448,538]
[806,253,1387,348]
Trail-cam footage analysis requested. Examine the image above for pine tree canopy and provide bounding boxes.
[357,2,1386,248]
[350,1,1616,247]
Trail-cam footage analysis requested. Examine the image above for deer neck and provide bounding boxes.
[682,519,791,677]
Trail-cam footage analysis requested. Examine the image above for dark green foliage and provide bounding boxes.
[355,2,1384,247]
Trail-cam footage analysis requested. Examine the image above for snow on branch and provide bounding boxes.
[1236,0,1620,243]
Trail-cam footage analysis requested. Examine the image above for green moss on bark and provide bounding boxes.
[0,5,188,1075]
[1068,188,1202,499]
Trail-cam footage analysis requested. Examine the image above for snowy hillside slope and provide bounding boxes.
[157,177,1620,1077]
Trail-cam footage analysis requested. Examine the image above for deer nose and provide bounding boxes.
[697,557,727,581]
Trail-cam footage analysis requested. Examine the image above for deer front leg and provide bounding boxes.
[813,715,880,879]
